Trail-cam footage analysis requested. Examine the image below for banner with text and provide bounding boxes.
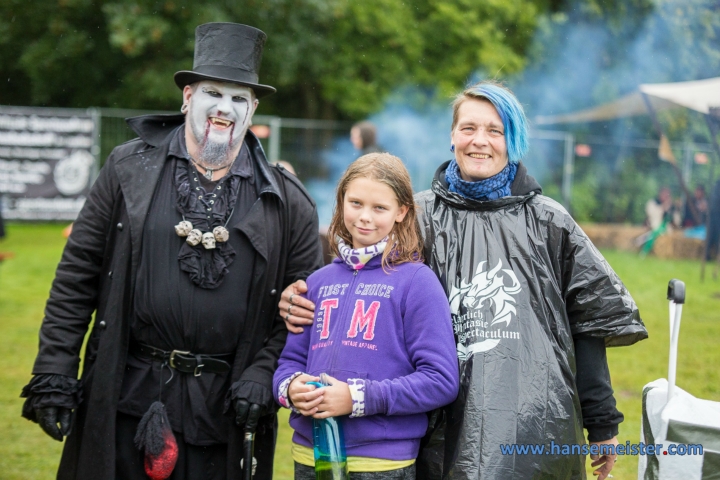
[0,106,99,220]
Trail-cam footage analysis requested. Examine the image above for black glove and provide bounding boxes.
[234,399,265,433]
[36,406,73,441]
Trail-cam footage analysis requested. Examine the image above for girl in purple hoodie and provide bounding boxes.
[273,153,459,479]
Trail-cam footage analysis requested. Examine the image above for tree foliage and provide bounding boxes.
[0,0,540,119]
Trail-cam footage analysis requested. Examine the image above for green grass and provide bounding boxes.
[1,224,67,478]
[1,223,718,479]
[598,251,720,479]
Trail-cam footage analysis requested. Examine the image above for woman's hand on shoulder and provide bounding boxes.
[312,375,352,419]
[279,280,316,333]
[288,374,323,416]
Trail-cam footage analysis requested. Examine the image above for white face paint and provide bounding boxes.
[184,80,257,168]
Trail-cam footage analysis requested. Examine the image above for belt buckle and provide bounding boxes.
[169,350,190,369]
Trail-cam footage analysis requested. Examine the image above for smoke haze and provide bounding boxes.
[304,0,720,225]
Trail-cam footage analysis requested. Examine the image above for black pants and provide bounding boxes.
[294,461,416,479]
[116,412,227,480]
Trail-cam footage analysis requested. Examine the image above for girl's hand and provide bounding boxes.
[288,374,323,416]
[313,375,352,419]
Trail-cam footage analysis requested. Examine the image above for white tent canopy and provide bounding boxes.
[535,76,720,125]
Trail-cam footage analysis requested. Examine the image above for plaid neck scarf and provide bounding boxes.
[445,159,518,201]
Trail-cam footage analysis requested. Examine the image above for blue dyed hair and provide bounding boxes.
[451,81,529,163]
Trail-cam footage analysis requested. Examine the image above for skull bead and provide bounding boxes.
[186,229,203,246]
[202,232,216,249]
[174,220,193,237]
[213,226,229,243]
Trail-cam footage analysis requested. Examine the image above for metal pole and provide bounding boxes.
[702,114,720,280]
[268,116,281,163]
[705,113,720,191]
[682,138,692,184]
[87,107,102,179]
[682,138,692,231]
[562,133,575,211]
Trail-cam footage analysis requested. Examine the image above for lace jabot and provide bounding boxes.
[173,157,243,289]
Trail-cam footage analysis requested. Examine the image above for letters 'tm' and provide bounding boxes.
[347,300,380,341]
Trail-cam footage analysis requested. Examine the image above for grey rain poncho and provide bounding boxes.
[415,161,648,479]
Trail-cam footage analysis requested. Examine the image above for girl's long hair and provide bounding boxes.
[327,153,423,270]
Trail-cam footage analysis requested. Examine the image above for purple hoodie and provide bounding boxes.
[273,255,459,461]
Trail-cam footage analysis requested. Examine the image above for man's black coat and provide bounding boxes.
[30,114,323,479]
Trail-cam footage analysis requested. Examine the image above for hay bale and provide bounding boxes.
[579,223,647,252]
[550,223,703,259]
[653,231,704,259]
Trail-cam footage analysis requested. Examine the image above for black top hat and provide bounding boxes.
[174,23,276,98]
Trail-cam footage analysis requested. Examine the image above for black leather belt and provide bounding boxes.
[131,342,232,376]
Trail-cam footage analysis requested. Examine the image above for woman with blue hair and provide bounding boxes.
[412,81,646,479]
[443,81,529,200]
[281,81,647,479]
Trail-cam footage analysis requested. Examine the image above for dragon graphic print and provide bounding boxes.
[449,259,522,360]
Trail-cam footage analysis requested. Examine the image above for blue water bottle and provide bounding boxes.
[307,374,349,480]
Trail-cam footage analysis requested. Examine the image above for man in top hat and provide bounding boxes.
[21,23,322,479]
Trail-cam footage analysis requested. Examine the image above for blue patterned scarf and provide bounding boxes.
[445,160,518,201]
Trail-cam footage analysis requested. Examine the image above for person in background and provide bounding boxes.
[273,160,297,176]
[0,197,8,264]
[645,186,680,231]
[274,153,458,479]
[350,121,383,156]
[706,179,720,260]
[0,196,5,240]
[20,22,322,480]
[682,185,708,227]
[281,81,647,480]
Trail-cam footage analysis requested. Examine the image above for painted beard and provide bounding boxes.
[190,119,249,169]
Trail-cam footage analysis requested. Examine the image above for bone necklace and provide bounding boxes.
[174,166,234,249]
